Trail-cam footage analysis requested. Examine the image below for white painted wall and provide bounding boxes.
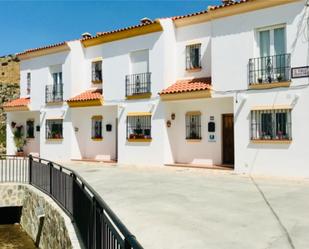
[70,106,117,160]
[6,111,40,155]
[175,21,212,80]
[164,97,233,165]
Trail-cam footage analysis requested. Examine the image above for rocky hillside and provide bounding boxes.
[0,55,20,154]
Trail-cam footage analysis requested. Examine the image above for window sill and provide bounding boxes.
[91,138,103,141]
[249,81,291,90]
[126,93,152,100]
[251,139,292,144]
[186,67,202,73]
[46,101,64,106]
[127,138,152,142]
[46,138,63,141]
[92,80,103,84]
[26,137,35,140]
[186,139,202,142]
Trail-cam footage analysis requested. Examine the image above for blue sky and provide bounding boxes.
[0,0,221,56]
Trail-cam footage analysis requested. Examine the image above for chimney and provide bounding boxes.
[222,0,235,5]
[140,17,152,24]
[82,32,92,39]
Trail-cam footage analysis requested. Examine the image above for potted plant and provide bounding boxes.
[277,74,283,82]
[13,125,27,156]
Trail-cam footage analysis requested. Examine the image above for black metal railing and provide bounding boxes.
[0,155,143,249]
[249,53,291,85]
[45,84,64,103]
[125,73,151,97]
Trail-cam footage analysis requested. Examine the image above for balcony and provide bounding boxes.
[125,72,151,99]
[249,53,291,89]
[45,84,63,103]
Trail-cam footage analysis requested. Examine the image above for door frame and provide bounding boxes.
[221,113,234,167]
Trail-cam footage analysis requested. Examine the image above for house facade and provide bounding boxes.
[3,0,309,177]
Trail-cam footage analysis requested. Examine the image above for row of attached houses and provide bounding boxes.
[3,0,309,177]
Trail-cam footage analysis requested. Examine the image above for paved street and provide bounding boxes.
[63,162,309,249]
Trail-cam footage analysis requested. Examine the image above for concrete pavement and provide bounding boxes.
[63,162,309,249]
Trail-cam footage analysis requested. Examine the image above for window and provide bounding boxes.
[52,72,62,85]
[91,116,103,139]
[127,115,151,140]
[92,61,102,83]
[186,44,201,70]
[186,112,202,140]
[251,109,292,140]
[26,72,31,95]
[46,119,63,139]
[26,119,34,138]
[259,27,285,57]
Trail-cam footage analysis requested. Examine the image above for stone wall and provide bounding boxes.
[0,184,82,249]
[0,55,20,154]
[0,55,20,85]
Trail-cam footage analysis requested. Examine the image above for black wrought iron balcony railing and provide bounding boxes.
[125,72,151,97]
[45,84,64,103]
[249,53,291,85]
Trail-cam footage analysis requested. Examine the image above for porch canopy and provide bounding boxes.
[2,97,30,112]
[67,88,103,107]
[159,77,212,101]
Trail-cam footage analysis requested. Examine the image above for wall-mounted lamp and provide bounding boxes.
[166,120,171,128]
[171,113,176,120]
[74,127,79,132]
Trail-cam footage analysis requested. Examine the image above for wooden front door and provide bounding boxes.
[222,114,234,166]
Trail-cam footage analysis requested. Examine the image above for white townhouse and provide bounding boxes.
[3,0,309,177]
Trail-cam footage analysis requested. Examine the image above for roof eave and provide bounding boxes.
[17,43,70,61]
[174,0,300,28]
[82,21,163,48]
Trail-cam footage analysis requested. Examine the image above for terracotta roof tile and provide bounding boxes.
[172,0,250,20]
[82,20,159,41]
[67,89,103,102]
[2,97,30,108]
[17,41,67,57]
[160,77,212,95]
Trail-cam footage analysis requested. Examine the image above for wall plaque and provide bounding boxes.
[291,66,309,78]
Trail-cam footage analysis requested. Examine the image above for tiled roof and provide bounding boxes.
[172,10,208,21]
[2,97,30,107]
[82,20,159,41]
[209,0,250,10]
[160,77,212,95]
[172,0,249,20]
[17,41,67,57]
[67,89,103,102]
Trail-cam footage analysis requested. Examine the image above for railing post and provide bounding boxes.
[28,155,33,184]
[49,162,53,195]
[124,237,132,249]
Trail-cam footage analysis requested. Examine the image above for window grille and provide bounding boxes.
[186,44,201,70]
[251,109,292,140]
[125,73,151,97]
[127,115,151,139]
[46,119,63,139]
[186,113,202,139]
[92,61,102,82]
[26,119,34,138]
[27,72,31,95]
[91,116,103,139]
